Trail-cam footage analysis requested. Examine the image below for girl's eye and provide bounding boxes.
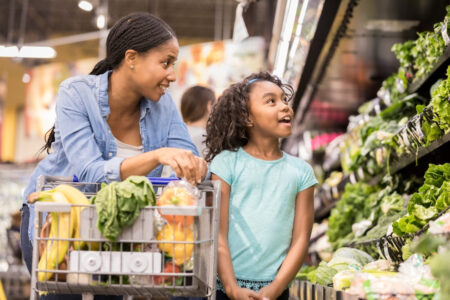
[267,98,275,104]
[282,97,289,104]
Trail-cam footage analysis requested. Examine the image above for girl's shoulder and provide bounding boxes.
[283,152,314,170]
[212,149,239,162]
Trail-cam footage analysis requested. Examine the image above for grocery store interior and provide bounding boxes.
[0,0,449,299]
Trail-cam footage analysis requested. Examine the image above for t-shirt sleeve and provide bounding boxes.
[210,151,233,185]
[298,162,318,193]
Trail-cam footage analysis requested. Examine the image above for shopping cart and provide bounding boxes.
[30,175,221,300]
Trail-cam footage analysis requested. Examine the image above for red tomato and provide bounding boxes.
[152,261,181,285]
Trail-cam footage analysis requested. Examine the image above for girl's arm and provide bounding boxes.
[259,186,315,300]
[212,174,261,300]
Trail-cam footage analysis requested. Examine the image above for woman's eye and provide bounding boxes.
[163,60,176,68]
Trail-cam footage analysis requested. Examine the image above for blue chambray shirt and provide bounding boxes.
[23,70,198,241]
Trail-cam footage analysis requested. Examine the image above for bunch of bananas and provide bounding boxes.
[30,184,96,281]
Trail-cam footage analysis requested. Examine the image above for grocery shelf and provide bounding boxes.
[289,280,362,300]
[315,132,449,219]
[407,46,450,96]
[370,132,450,185]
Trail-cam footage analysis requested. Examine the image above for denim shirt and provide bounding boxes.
[23,70,198,241]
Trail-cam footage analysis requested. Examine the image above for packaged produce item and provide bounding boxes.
[427,211,450,234]
[151,260,182,285]
[347,254,439,299]
[363,260,394,272]
[429,249,450,299]
[333,269,357,290]
[346,272,415,299]
[157,180,201,226]
[157,223,194,266]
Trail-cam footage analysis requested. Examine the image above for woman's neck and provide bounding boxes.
[108,70,141,116]
[243,138,282,160]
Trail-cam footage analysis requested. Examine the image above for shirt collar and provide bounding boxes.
[99,70,111,117]
[140,96,152,120]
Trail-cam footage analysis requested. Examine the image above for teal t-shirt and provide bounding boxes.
[210,147,318,282]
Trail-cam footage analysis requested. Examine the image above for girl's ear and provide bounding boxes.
[246,118,254,128]
[124,49,138,69]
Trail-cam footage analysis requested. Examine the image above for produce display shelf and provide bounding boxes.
[290,280,346,300]
[407,46,450,95]
[315,130,448,218]
[369,131,450,186]
[348,205,450,264]
[314,175,351,221]
[315,202,337,220]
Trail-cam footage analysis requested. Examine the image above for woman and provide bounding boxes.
[20,12,208,294]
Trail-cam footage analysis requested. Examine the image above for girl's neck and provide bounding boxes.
[108,70,141,116]
[243,138,282,160]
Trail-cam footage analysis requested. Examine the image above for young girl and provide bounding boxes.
[205,72,317,300]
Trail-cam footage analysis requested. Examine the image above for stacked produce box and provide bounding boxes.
[298,6,450,300]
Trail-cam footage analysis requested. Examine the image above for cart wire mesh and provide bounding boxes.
[30,176,221,300]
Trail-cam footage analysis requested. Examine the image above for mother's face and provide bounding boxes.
[130,38,179,101]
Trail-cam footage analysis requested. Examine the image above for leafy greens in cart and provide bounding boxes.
[91,176,156,241]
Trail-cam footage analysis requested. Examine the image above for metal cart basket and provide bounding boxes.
[30,175,221,300]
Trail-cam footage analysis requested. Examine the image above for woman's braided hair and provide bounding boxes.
[41,12,176,153]
[204,71,294,162]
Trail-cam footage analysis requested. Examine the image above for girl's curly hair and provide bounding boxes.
[204,71,294,162]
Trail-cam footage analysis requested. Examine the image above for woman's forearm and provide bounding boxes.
[120,149,161,180]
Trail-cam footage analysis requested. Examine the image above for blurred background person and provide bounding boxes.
[180,85,216,157]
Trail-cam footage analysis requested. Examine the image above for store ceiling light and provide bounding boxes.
[0,45,19,57]
[0,45,56,58]
[78,0,93,12]
[96,14,106,29]
[273,0,299,77]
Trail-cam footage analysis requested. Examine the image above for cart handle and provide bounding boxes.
[147,177,180,185]
[71,175,179,185]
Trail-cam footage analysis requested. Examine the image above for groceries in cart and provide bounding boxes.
[30,175,219,299]
[157,179,201,226]
[90,176,156,241]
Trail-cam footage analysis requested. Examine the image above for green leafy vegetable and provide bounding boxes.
[91,176,156,241]
[393,163,450,236]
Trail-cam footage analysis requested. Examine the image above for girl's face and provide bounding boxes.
[247,80,294,139]
[131,38,179,101]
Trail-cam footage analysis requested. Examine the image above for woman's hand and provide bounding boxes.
[156,147,207,184]
[230,287,262,300]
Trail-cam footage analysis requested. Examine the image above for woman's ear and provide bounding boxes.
[124,49,138,69]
